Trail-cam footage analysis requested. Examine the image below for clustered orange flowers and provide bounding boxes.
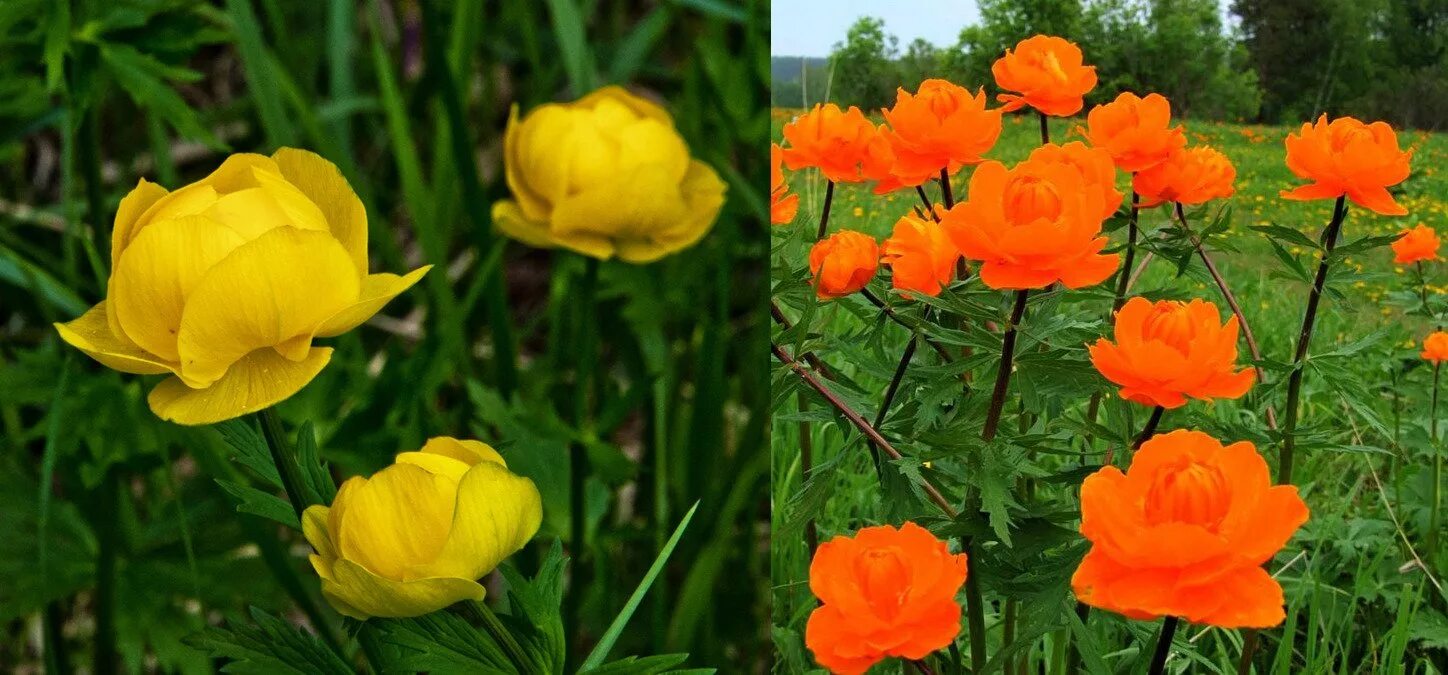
[1074,430,1309,627]
[1391,224,1440,264]
[1083,92,1185,173]
[1281,114,1413,215]
[780,103,880,183]
[992,35,1097,116]
[1134,146,1237,207]
[1089,298,1255,409]
[805,523,968,675]
[810,231,878,299]
[881,212,959,297]
[875,79,1002,189]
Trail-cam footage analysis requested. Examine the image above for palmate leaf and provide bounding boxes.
[580,653,701,674]
[97,41,221,148]
[187,606,352,675]
[375,611,511,674]
[498,539,570,673]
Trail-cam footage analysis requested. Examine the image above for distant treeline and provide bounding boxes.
[772,0,1448,130]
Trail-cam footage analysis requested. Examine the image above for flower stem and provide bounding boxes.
[1113,190,1141,313]
[1038,111,1050,144]
[939,168,955,209]
[963,547,987,674]
[870,330,922,477]
[816,181,835,240]
[1236,628,1259,675]
[568,256,600,658]
[1147,616,1179,675]
[1430,362,1442,568]
[983,290,1031,442]
[93,468,119,675]
[462,599,536,673]
[1133,406,1166,451]
[1279,195,1348,484]
[258,408,310,519]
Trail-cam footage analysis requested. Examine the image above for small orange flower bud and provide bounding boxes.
[781,104,879,183]
[880,213,959,298]
[992,35,1097,117]
[1083,92,1187,173]
[1133,146,1236,208]
[1390,224,1440,264]
[771,143,799,225]
[809,230,879,300]
[878,79,1003,188]
[1088,297,1255,408]
[940,157,1118,290]
[806,522,967,674]
[1281,115,1413,216]
[1424,331,1448,363]
[1073,430,1308,628]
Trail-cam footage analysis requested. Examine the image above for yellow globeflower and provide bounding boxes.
[54,150,430,425]
[493,85,727,262]
[303,437,543,620]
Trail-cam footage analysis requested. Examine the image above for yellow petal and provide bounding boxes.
[614,117,690,184]
[616,159,725,264]
[322,558,484,620]
[147,346,333,425]
[313,266,431,338]
[502,105,556,222]
[394,452,473,482]
[550,165,692,261]
[125,184,219,254]
[419,437,507,467]
[511,106,578,219]
[110,179,170,272]
[302,505,336,561]
[55,302,176,375]
[492,199,559,250]
[176,227,359,386]
[576,85,674,125]
[112,215,248,364]
[194,153,283,193]
[418,461,541,581]
[336,463,457,580]
[272,148,370,275]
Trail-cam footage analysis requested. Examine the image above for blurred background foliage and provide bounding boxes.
[772,0,1448,130]
[0,0,768,671]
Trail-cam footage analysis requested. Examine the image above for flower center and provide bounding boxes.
[1144,462,1231,529]
[1329,125,1372,152]
[1141,302,1195,354]
[1004,177,1063,224]
[1039,50,1069,83]
[855,547,911,620]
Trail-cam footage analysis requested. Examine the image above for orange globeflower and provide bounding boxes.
[1083,92,1187,173]
[880,212,959,298]
[860,126,908,195]
[771,143,800,225]
[992,35,1097,117]
[1028,141,1122,221]
[781,104,879,183]
[879,79,1003,187]
[940,157,1118,290]
[1281,115,1413,216]
[1074,430,1309,628]
[1133,146,1236,207]
[1424,331,1448,363]
[1089,297,1254,408]
[806,522,968,675]
[809,230,879,300]
[1390,224,1440,264]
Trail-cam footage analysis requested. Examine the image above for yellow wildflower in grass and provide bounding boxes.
[303,437,543,620]
[54,150,430,425]
[493,86,727,262]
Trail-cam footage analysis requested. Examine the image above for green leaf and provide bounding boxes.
[225,0,296,146]
[581,502,700,671]
[98,42,220,148]
[213,418,281,487]
[294,421,337,505]
[582,653,696,674]
[544,0,596,94]
[375,611,512,674]
[187,606,352,675]
[1252,223,1321,250]
[498,540,568,673]
[215,479,300,530]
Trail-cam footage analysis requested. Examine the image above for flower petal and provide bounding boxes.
[421,461,542,581]
[314,266,431,338]
[337,463,458,580]
[177,227,359,386]
[492,199,558,249]
[272,148,370,274]
[146,346,333,425]
[55,302,177,375]
[322,558,484,620]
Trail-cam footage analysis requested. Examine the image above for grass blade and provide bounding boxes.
[579,501,700,671]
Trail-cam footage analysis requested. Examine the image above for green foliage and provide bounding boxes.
[829,17,901,110]
[188,607,353,675]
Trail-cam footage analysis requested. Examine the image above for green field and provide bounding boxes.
[771,109,1447,672]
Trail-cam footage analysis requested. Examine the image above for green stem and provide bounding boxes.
[76,101,109,292]
[567,256,601,664]
[1038,111,1050,145]
[1236,628,1259,675]
[356,624,387,673]
[1279,195,1347,485]
[462,600,536,673]
[869,307,932,477]
[93,469,119,675]
[258,408,310,519]
[1430,363,1442,568]
[939,167,955,209]
[963,544,987,673]
[1132,406,1165,451]
[815,181,835,240]
[982,290,1030,442]
[1112,190,1140,313]
[44,601,69,675]
[1147,616,1179,675]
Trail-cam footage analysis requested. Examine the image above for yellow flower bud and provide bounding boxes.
[303,437,543,620]
[54,150,429,425]
[493,86,726,263]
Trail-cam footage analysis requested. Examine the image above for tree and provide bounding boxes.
[899,38,943,91]
[829,17,900,109]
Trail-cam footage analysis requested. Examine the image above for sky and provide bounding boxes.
[771,1,982,57]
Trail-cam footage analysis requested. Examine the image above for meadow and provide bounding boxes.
[771,106,1447,672]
